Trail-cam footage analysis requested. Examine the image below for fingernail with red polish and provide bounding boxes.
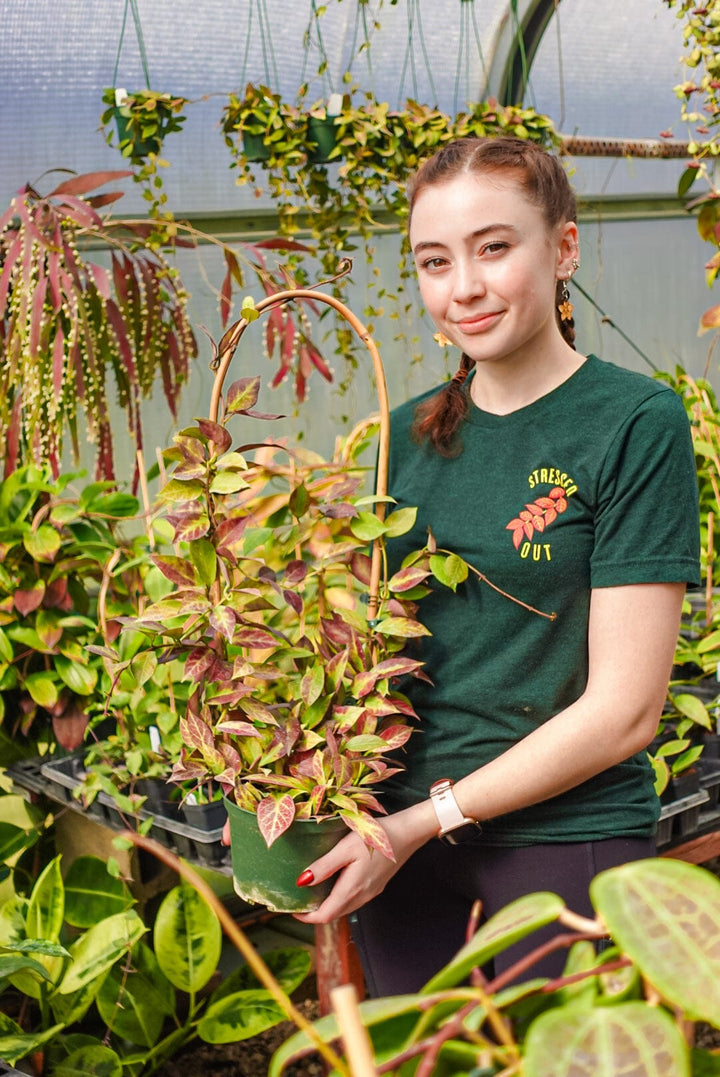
[296,869,314,887]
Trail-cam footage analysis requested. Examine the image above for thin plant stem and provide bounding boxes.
[435,546,557,621]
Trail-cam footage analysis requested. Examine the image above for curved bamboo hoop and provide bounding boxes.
[209,282,390,624]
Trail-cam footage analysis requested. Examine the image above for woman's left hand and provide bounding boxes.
[293,803,436,924]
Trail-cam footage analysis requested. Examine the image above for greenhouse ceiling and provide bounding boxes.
[0,0,693,213]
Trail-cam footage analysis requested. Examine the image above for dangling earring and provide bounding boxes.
[557,278,574,323]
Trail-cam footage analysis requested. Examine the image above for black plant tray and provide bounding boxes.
[656,789,710,848]
[698,758,720,810]
[8,756,230,871]
[0,1063,32,1076]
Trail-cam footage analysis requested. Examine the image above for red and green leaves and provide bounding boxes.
[0,172,196,483]
[506,486,569,549]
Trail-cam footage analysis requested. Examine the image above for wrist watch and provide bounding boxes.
[429,778,482,845]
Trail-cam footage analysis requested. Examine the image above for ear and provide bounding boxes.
[555,221,579,279]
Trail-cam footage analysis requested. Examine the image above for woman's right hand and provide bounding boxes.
[293,802,437,924]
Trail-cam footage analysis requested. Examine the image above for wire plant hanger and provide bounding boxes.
[113,0,152,91]
[454,0,489,116]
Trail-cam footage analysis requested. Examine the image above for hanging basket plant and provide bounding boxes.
[101,87,188,163]
[220,86,559,387]
[221,84,307,175]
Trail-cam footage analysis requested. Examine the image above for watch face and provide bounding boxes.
[440,822,483,846]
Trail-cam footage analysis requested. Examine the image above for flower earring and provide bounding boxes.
[558,258,580,323]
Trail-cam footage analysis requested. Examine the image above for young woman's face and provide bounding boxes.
[409,170,577,367]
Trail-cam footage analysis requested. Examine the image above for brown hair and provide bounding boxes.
[410,137,577,456]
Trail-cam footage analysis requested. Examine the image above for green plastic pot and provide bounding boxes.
[241,129,271,162]
[306,115,338,163]
[113,107,164,158]
[224,797,346,912]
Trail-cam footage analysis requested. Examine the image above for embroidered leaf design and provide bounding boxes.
[506,486,568,548]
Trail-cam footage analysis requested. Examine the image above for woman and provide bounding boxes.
[297,137,701,994]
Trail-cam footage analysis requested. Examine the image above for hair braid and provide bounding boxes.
[411,354,473,456]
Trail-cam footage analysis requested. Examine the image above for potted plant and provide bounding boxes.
[100,87,187,162]
[103,288,486,913]
[124,392,439,912]
[221,83,306,172]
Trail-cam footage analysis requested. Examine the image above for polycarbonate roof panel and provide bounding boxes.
[0,0,508,213]
[528,0,691,195]
[0,0,695,213]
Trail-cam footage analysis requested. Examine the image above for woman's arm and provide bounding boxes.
[295,580,685,924]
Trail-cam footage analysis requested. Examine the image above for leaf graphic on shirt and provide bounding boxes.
[506,486,568,549]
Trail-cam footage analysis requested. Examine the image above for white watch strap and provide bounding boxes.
[430,783,467,832]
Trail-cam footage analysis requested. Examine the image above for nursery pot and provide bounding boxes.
[135,777,181,818]
[241,129,271,162]
[306,115,338,163]
[224,798,346,913]
[113,107,164,158]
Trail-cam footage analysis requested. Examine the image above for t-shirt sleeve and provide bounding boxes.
[590,388,701,588]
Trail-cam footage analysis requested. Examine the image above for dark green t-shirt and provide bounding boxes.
[383,355,701,844]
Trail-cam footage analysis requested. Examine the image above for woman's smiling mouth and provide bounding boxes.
[453,311,504,333]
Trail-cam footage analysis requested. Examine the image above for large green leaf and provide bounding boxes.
[197,989,288,1043]
[0,1023,65,1066]
[55,653,98,696]
[27,855,64,944]
[64,856,134,928]
[23,523,61,562]
[270,996,414,1076]
[96,941,174,1047]
[423,891,565,992]
[0,953,56,985]
[212,947,312,1003]
[24,669,59,707]
[524,1001,689,1077]
[54,1043,124,1076]
[58,910,146,995]
[591,859,720,1025]
[0,821,33,863]
[188,536,217,586]
[153,881,221,993]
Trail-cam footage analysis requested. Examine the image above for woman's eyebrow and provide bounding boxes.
[412,223,519,255]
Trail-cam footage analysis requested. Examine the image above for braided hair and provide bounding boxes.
[410,137,577,456]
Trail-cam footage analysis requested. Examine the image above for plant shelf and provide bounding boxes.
[8,756,229,870]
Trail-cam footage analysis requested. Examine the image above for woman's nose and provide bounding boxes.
[451,260,485,304]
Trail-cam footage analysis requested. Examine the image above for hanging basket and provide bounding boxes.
[306,115,338,164]
[224,798,347,912]
[241,132,272,163]
[113,105,165,158]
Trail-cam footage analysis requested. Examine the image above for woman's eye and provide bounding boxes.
[481,242,508,256]
[420,256,447,271]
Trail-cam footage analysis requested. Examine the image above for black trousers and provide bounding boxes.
[350,836,655,996]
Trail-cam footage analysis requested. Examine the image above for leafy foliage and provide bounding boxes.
[0,466,146,758]
[221,88,559,390]
[100,390,458,855]
[274,858,720,1076]
[0,852,311,1074]
[0,171,197,481]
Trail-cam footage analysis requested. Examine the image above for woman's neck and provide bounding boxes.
[468,342,586,416]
